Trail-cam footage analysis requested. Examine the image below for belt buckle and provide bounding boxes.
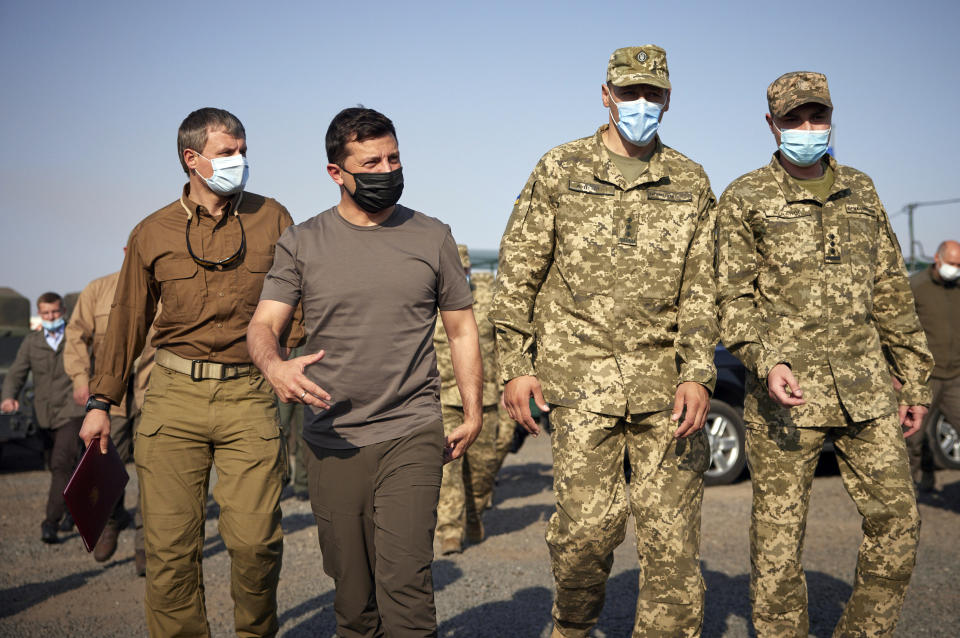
[221,365,238,381]
[190,360,205,382]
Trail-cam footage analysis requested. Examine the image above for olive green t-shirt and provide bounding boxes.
[609,150,650,185]
[790,161,835,202]
[260,205,474,449]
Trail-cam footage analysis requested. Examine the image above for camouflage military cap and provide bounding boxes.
[606,45,670,89]
[456,243,471,269]
[767,71,832,119]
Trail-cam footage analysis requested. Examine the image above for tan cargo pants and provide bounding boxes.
[548,406,709,638]
[746,413,920,638]
[436,404,498,543]
[134,364,285,637]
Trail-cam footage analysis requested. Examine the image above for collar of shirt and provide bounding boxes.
[44,326,64,350]
[180,184,243,226]
[591,125,666,191]
[767,152,848,205]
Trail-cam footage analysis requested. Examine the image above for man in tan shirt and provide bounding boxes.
[65,268,156,569]
[80,107,302,637]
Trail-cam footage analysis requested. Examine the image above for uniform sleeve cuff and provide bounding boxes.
[899,382,932,407]
[679,365,716,395]
[500,355,536,384]
[90,375,126,406]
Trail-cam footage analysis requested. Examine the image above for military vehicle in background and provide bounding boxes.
[0,288,39,459]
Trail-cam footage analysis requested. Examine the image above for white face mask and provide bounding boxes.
[938,262,960,282]
[194,152,249,195]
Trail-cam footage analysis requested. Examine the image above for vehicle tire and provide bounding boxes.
[927,409,960,470]
[704,400,747,486]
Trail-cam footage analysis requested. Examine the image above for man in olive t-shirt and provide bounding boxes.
[247,107,483,638]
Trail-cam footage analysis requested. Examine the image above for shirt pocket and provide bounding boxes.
[757,204,819,315]
[555,187,617,296]
[844,204,879,267]
[237,253,274,314]
[154,258,202,323]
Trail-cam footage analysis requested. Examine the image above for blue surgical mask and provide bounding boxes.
[775,125,831,167]
[42,317,65,332]
[195,153,249,195]
[612,97,663,145]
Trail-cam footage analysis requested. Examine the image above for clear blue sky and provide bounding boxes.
[2,0,958,304]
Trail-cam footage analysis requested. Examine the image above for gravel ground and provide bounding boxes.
[1,432,957,637]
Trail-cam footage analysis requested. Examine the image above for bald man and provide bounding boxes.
[908,239,960,491]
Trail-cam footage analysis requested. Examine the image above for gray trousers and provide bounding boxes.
[307,423,444,638]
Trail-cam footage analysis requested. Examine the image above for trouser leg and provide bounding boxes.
[292,404,308,494]
[373,424,443,638]
[746,423,825,638]
[44,418,82,527]
[493,399,515,476]
[627,411,709,637]
[108,415,133,525]
[135,366,214,638]
[546,407,628,638]
[830,414,920,638]
[308,442,380,638]
[211,371,285,638]
[463,405,498,533]
[436,405,466,543]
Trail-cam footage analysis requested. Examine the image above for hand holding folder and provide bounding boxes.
[63,436,130,552]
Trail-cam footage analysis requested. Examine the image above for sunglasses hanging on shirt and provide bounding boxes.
[180,193,246,269]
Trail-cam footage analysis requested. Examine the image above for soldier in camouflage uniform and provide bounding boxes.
[491,46,718,638]
[435,246,499,554]
[716,71,933,638]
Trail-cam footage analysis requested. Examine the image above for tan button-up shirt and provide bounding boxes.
[91,186,303,404]
[64,270,157,418]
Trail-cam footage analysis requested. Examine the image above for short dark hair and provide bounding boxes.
[37,292,62,308]
[325,107,396,166]
[177,108,246,174]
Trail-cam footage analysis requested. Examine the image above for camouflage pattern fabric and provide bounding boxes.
[490,125,719,417]
[717,153,933,428]
[493,399,515,477]
[745,416,920,637]
[717,151,932,637]
[766,71,832,118]
[548,407,708,638]
[435,403,498,543]
[607,45,670,89]
[491,123,718,635]
[435,269,499,408]
[435,268,500,542]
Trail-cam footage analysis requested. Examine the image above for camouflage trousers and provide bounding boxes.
[745,413,920,638]
[436,404,498,543]
[547,407,709,638]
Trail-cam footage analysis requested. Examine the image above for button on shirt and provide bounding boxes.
[91,185,304,405]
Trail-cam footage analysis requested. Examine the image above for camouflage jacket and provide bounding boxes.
[435,271,499,407]
[490,126,718,417]
[717,153,933,426]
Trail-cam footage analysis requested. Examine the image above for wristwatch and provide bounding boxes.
[84,396,112,414]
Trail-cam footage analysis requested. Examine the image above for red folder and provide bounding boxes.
[62,437,130,552]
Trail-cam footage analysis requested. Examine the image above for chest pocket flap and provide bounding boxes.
[155,258,198,281]
[243,253,275,273]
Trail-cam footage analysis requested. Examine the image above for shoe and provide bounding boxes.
[41,522,58,544]
[60,512,75,532]
[440,537,462,555]
[93,521,120,562]
[466,518,485,544]
[134,549,146,577]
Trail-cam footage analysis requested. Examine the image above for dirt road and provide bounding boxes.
[1,433,957,637]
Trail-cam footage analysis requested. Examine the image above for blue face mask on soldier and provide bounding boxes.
[194,152,249,195]
[775,125,831,167]
[612,97,663,146]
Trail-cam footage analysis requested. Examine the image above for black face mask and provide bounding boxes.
[343,167,404,213]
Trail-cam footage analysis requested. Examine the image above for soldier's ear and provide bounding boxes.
[601,83,612,108]
[765,114,780,143]
[327,163,345,187]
